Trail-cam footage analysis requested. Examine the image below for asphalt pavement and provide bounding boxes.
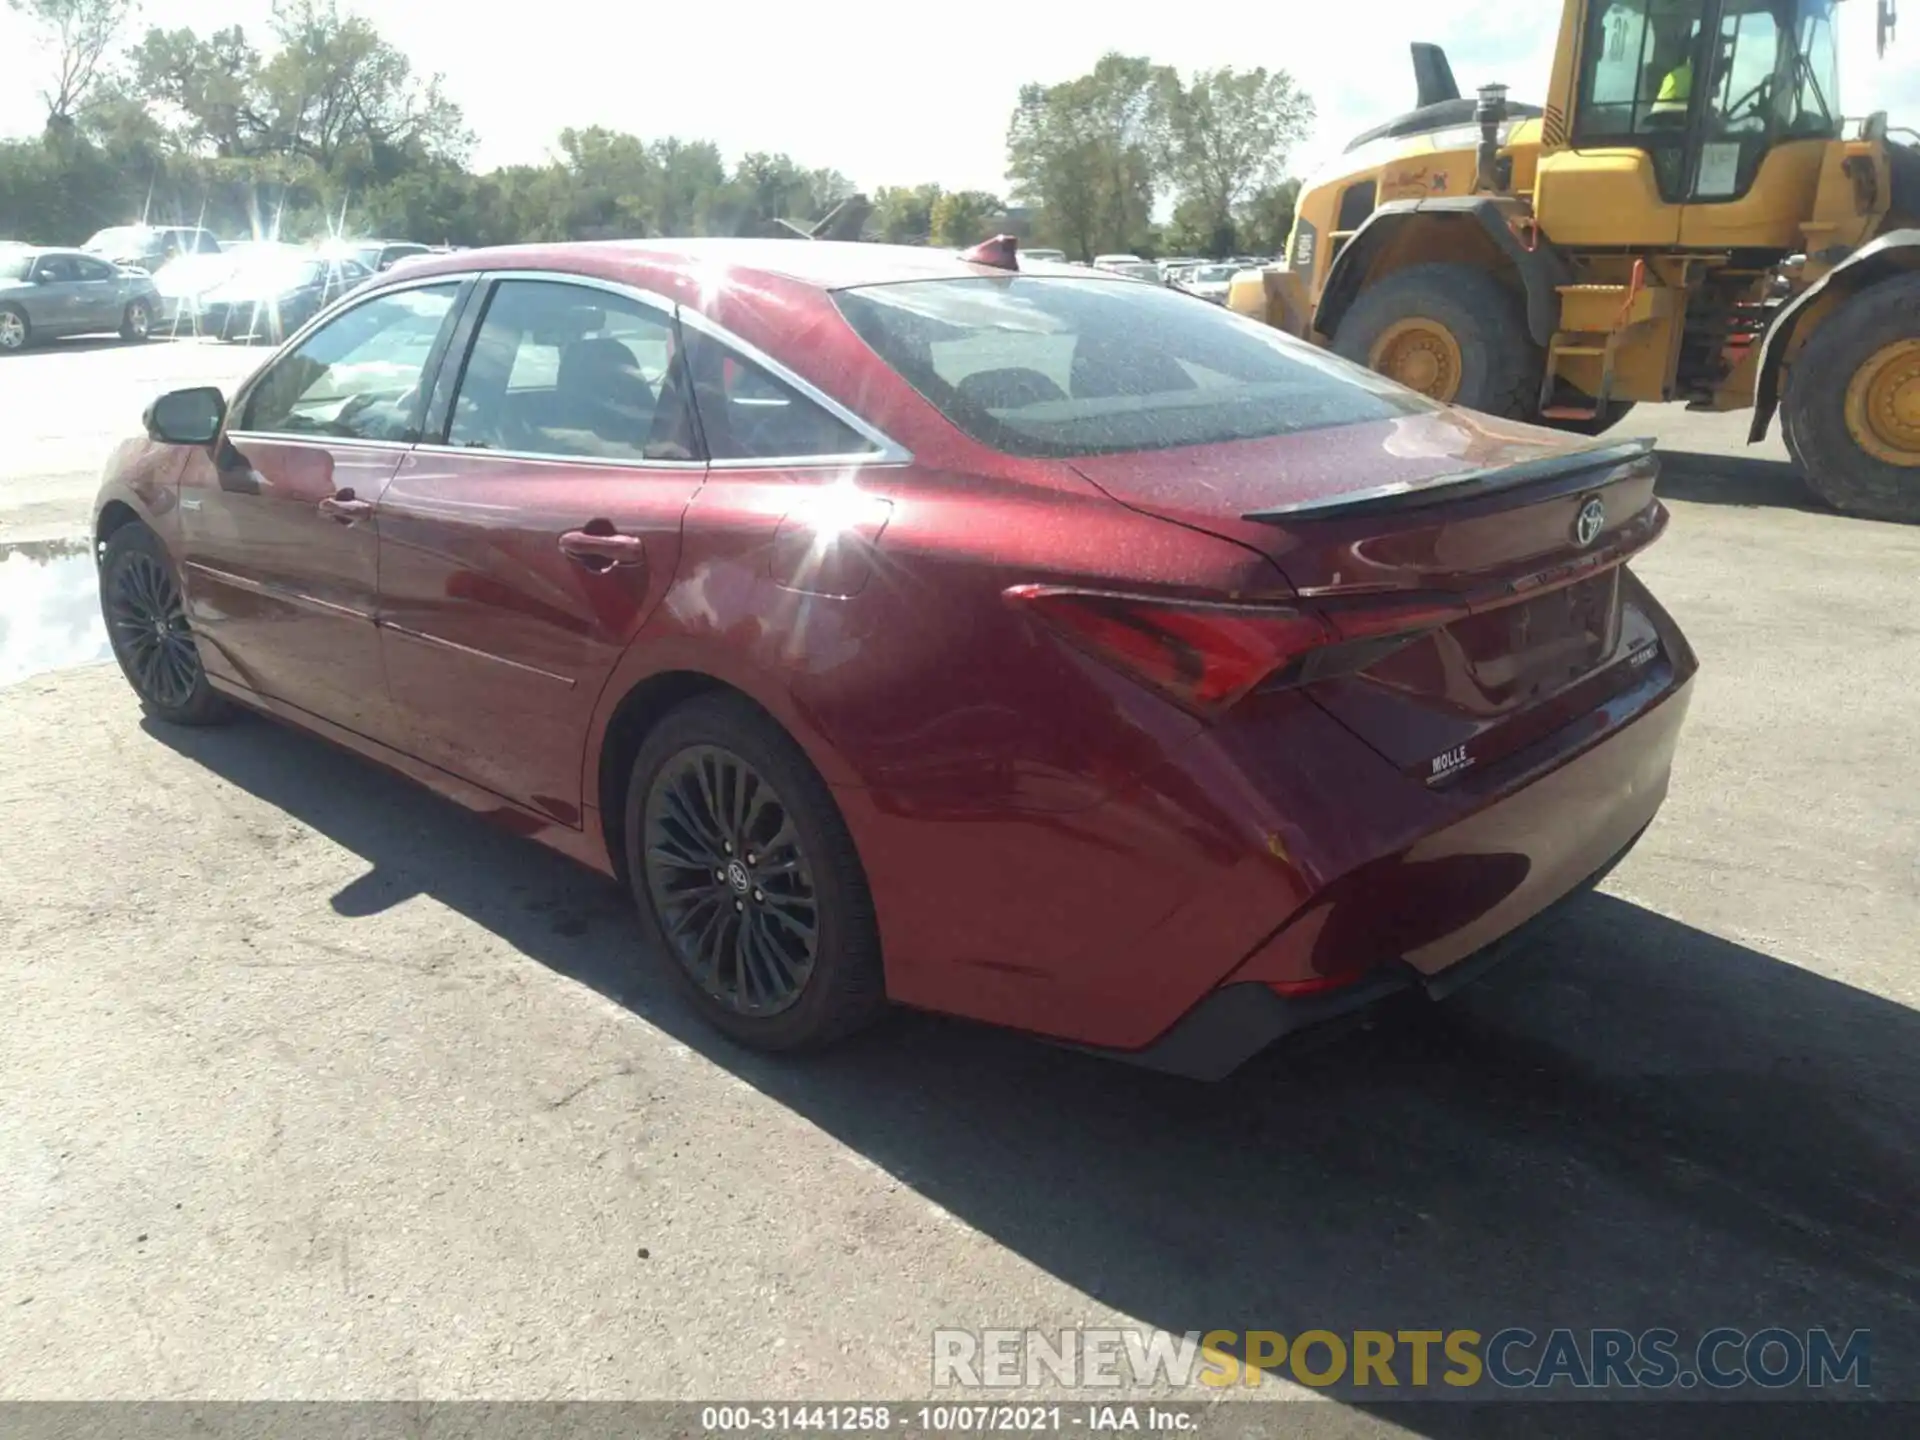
[1,337,1917,1427]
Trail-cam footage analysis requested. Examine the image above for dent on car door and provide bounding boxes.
[175,279,467,740]
[376,275,708,824]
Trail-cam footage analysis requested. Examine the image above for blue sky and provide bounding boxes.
[2,0,1914,194]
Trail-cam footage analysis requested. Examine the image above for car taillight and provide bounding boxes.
[1005,586,1335,714]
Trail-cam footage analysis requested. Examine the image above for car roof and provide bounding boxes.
[384,238,1119,293]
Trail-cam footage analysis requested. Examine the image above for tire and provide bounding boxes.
[1780,273,1920,523]
[1333,262,1542,419]
[99,523,233,726]
[120,298,152,342]
[1542,399,1638,436]
[0,303,29,354]
[624,691,885,1051]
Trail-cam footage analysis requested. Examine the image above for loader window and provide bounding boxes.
[1575,0,1842,204]
[1576,0,1706,139]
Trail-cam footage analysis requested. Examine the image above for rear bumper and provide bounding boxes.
[1103,652,1694,1079]
[1106,822,1650,1081]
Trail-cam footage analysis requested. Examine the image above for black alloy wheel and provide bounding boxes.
[624,692,885,1051]
[100,525,231,725]
[643,743,819,1016]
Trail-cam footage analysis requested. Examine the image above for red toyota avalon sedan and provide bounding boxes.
[94,238,1695,1078]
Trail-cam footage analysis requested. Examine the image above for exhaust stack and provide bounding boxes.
[1475,83,1512,194]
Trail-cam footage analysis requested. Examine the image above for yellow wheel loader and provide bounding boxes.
[1228,0,1920,521]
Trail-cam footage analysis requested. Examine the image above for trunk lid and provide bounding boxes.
[1069,411,1670,783]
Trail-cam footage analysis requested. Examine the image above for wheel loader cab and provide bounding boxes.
[1540,0,1845,248]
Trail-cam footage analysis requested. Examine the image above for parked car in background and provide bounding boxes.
[319,237,433,274]
[98,237,1696,1077]
[191,248,370,343]
[0,246,160,351]
[150,251,243,333]
[82,225,222,274]
[1092,253,1145,271]
[1021,247,1068,265]
[1179,263,1241,304]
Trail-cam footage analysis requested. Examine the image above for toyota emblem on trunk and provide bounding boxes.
[1574,496,1606,548]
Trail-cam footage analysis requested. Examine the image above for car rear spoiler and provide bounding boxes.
[1241,437,1657,524]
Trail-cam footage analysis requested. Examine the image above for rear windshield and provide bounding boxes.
[834,276,1433,459]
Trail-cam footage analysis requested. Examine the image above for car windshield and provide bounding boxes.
[0,252,32,282]
[835,276,1434,460]
[1192,266,1239,283]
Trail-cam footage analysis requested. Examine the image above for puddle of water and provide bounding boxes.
[0,537,114,688]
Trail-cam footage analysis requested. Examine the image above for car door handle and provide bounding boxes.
[559,529,647,569]
[318,492,374,523]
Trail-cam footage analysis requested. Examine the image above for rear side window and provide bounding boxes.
[679,327,879,463]
[834,276,1430,459]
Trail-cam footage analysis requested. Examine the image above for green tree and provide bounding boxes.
[8,0,136,130]
[871,182,942,244]
[1234,177,1301,258]
[254,1,469,175]
[928,189,1003,248]
[1161,67,1313,254]
[1006,53,1171,260]
[129,24,266,157]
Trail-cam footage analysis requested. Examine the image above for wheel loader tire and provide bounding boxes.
[1333,263,1542,420]
[1780,273,1920,524]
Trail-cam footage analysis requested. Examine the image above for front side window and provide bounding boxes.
[33,255,78,283]
[679,327,879,462]
[1578,0,1707,138]
[834,276,1429,460]
[241,282,459,441]
[446,279,695,462]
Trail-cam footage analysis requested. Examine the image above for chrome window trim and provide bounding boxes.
[407,442,707,472]
[473,268,912,467]
[229,262,916,468]
[225,430,414,456]
[229,273,471,437]
[672,301,912,466]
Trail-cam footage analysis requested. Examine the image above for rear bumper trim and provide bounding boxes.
[1094,824,1648,1082]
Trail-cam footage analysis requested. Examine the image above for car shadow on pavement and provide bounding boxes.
[1653,449,1826,513]
[146,713,1920,1430]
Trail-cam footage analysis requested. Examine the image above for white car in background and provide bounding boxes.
[150,251,243,331]
[1178,263,1242,304]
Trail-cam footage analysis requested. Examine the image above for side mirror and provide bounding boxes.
[144,386,227,446]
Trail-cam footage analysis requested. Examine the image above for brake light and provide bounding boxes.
[1005,586,1335,713]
